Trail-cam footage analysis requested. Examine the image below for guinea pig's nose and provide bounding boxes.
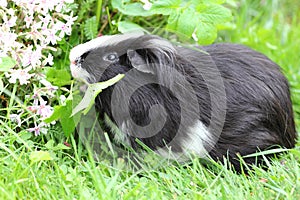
[70,63,78,78]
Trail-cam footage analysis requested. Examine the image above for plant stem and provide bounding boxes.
[96,0,103,29]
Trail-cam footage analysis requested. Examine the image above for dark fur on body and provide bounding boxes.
[75,34,297,171]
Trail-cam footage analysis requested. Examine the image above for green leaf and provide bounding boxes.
[30,151,53,163]
[72,74,125,116]
[118,21,148,33]
[197,4,232,25]
[84,16,98,40]
[0,57,17,72]
[60,100,78,136]
[45,140,55,149]
[45,68,72,86]
[195,22,217,45]
[162,1,232,44]
[150,0,181,15]
[16,130,32,144]
[44,105,64,123]
[45,140,71,151]
[112,0,154,16]
[176,8,197,37]
[166,11,180,31]
[44,98,81,136]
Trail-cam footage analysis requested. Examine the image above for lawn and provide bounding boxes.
[0,0,299,199]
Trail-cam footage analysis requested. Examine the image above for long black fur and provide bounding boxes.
[77,34,297,171]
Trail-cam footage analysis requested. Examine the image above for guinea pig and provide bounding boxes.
[69,32,297,171]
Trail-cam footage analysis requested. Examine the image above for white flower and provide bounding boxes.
[0,0,7,7]
[10,113,22,126]
[64,0,74,3]
[39,78,53,87]
[64,12,77,26]
[60,95,66,104]
[21,47,33,67]
[29,48,42,67]
[37,99,53,119]
[27,122,48,136]
[140,0,152,10]
[24,14,34,28]
[44,29,60,45]
[0,32,18,50]
[7,67,33,85]
[43,53,54,66]
[1,0,78,132]
[5,16,18,28]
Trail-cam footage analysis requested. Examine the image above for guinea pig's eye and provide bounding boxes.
[104,53,118,62]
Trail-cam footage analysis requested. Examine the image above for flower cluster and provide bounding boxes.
[0,0,77,135]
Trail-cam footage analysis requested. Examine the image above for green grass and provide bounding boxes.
[1,0,300,199]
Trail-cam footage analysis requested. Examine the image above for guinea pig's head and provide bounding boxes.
[69,32,177,83]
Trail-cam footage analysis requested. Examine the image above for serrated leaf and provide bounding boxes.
[198,4,232,25]
[166,11,180,30]
[112,0,154,16]
[72,74,124,116]
[0,57,17,72]
[195,22,217,45]
[176,8,197,37]
[45,68,72,86]
[118,21,148,33]
[84,16,98,40]
[150,0,181,15]
[30,151,53,163]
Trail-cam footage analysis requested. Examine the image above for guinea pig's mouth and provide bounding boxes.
[70,63,92,84]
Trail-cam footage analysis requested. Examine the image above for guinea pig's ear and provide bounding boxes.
[127,49,155,74]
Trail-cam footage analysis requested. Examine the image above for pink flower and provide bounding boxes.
[5,16,17,27]
[44,29,60,45]
[24,14,34,28]
[0,32,18,50]
[29,48,42,67]
[27,122,48,136]
[36,99,54,119]
[7,67,33,85]
[21,47,33,67]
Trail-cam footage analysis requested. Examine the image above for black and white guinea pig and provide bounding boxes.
[69,32,297,171]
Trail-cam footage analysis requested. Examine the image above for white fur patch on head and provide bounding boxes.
[69,32,146,82]
[69,31,145,63]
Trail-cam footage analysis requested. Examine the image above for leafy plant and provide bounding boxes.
[112,0,233,44]
[44,74,124,136]
[84,16,99,40]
